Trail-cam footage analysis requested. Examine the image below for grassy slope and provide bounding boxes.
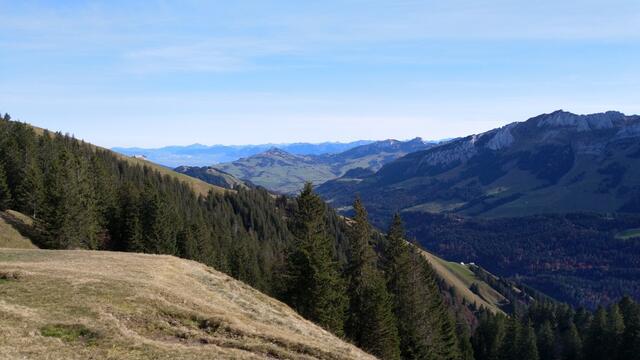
[0,249,374,360]
[417,248,506,314]
[218,156,336,194]
[122,156,226,196]
[0,211,36,249]
[616,228,640,240]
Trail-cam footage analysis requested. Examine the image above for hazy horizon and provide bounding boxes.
[2,1,639,148]
[17,109,636,150]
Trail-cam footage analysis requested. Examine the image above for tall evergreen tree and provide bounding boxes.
[0,163,11,210]
[140,184,178,254]
[618,296,640,360]
[346,197,401,360]
[285,183,347,336]
[46,147,99,248]
[14,140,44,218]
[584,307,607,360]
[498,317,520,360]
[517,322,539,360]
[536,321,555,360]
[472,311,506,360]
[561,322,582,360]
[605,304,625,360]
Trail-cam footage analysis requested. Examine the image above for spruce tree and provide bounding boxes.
[584,307,607,360]
[517,322,539,360]
[14,147,44,218]
[0,163,11,210]
[285,183,347,336]
[618,296,640,360]
[561,322,582,360]
[498,317,520,360]
[536,321,555,360]
[385,214,410,298]
[140,184,177,254]
[472,310,506,360]
[605,304,625,359]
[346,197,401,360]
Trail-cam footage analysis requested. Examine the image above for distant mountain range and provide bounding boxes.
[318,110,640,218]
[182,138,436,194]
[113,140,373,167]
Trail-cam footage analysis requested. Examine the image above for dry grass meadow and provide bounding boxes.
[0,249,375,360]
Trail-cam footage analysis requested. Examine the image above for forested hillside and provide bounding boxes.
[0,115,291,293]
[0,115,470,359]
[401,211,640,309]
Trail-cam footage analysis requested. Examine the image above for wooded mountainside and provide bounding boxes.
[0,115,467,359]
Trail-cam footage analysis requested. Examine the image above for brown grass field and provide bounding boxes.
[0,211,37,249]
[0,249,375,360]
[418,248,505,314]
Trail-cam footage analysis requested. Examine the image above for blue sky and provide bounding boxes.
[1,0,639,147]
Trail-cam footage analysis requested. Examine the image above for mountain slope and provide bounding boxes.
[0,211,37,249]
[0,249,374,360]
[403,211,640,308]
[216,138,434,194]
[113,141,373,168]
[121,156,228,196]
[31,125,227,197]
[174,166,247,190]
[318,110,640,218]
[318,110,640,308]
[1,116,292,295]
[215,149,337,194]
[420,249,505,313]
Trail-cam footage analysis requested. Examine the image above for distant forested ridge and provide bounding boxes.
[401,211,640,309]
[0,115,471,359]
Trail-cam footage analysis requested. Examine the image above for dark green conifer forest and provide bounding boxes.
[472,297,640,360]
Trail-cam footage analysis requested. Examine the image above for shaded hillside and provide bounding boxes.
[403,211,640,309]
[114,140,373,167]
[0,249,374,360]
[216,138,434,194]
[318,110,640,218]
[0,210,37,249]
[174,166,247,190]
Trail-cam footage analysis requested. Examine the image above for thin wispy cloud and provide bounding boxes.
[1,0,639,147]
